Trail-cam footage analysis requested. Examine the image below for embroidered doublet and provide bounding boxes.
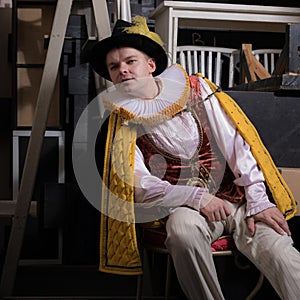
[136,76,245,203]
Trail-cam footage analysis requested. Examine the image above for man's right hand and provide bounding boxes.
[200,193,231,222]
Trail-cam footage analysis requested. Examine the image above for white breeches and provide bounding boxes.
[165,202,300,300]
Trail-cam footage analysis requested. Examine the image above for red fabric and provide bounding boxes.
[211,236,236,252]
[143,227,236,253]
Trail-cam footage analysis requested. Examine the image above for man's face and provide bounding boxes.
[106,47,157,96]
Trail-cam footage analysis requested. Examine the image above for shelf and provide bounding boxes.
[232,74,300,92]
[150,1,300,65]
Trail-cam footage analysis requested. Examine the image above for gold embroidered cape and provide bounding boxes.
[99,65,297,275]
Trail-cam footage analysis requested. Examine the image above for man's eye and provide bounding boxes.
[128,59,136,64]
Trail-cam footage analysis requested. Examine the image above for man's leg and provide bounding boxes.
[165,207,225,300]
[232,204,300,300]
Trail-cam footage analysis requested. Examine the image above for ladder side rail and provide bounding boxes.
[0,0,73,296]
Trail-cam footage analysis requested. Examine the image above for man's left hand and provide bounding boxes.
[246,207,291,237]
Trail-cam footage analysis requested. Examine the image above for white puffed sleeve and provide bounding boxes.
[134,146,207,212]
[199,78,275,216]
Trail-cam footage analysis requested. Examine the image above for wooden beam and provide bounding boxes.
[242,44,257,82]
[250,55,271,80]
[92,0,111,40]
[241,44,271,82]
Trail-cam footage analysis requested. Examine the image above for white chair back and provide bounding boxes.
[176,45,239,88]
[252,49,282,75]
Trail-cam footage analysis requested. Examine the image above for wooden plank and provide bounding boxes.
[91,0,111,40]
[241,44,271,82]
[232,76,282,91]
[91,0,112,91]
[0,0,73,297]
[281,74,300,89]
[232,74,300,91]
[286,23,300,74]
[242,44,257,82]
[250,54,271,80]
[279,168,300,217]
[0,201,37,217]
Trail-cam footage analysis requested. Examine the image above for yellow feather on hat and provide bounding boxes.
[123,15,164,48]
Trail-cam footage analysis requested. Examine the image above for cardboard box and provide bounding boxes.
[279,167,300,217]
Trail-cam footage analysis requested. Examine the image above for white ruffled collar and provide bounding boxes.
[100,64,190,125]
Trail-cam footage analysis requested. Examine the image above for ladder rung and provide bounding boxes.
[0,201,37,217]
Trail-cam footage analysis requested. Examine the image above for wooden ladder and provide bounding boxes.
[0,0,111,296]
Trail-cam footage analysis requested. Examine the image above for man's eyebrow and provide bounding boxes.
[107,61,118,67]
[107,55,138,67]
[125,55,137,60]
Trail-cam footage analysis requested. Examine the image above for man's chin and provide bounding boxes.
[116,77,151,98]
[117,80,140,97]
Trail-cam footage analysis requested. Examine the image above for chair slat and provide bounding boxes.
[207,51,213,81]
[263,53,269,73]
[193,50,198,75]
[200,50,205,75]
[252,49,282,75]
[215,52,222,86]
[176,45,239,89]
[187,51,193,75]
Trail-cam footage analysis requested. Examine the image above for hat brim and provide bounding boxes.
[89,34,168,81]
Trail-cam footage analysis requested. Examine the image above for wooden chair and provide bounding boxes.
[176,45,240,89]
[136,225,264,300]
[252,49,282,75]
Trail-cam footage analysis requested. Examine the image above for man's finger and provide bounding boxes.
[274,216,291,236]
[246,217,256,236]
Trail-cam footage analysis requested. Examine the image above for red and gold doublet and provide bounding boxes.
[137,75,244,203]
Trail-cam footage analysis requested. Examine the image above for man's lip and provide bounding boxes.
[121,78,133,82]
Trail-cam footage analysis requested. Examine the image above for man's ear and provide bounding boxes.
[148,57,157,74]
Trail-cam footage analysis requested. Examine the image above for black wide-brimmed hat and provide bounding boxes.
[89,16,168,81]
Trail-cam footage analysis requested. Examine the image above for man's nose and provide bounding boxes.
[119,63,129,74]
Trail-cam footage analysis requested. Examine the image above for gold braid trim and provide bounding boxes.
[200,75,297,219]
[100,112,142,275]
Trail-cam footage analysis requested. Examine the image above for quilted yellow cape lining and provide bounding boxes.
[99,74,297,276]
[100,112,142,275]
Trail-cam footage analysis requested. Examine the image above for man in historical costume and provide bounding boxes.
[89,16,300,300]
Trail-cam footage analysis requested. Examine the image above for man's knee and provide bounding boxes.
[165,208,211,253]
